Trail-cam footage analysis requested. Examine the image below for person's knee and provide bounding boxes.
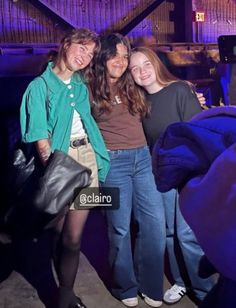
[176,215,197,242]
[61,234,81,252]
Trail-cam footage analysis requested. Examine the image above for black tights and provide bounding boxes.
[52,209,89,307]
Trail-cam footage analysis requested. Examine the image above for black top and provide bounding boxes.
[142,81,202,152]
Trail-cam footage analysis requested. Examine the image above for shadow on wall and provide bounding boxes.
[0,51,52,191]
[0,54,47,77]
[0,53,59,307]
[0,75,36,221]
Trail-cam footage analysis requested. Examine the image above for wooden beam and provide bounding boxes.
[27,0,76,31]
[119,0,165,35]
[184,0,193,42]
[171,0,193,42]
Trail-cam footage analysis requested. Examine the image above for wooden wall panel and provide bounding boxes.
[2,0,236,44]
[0,0,175,43]
[193,0,236,42]
[0,0,62,43]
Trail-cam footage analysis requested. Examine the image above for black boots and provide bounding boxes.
[70,296,87,308]
[57,286,87,308]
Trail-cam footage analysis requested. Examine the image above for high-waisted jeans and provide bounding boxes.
[103,146,165,300]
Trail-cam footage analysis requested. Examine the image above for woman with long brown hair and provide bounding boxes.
[90,33,165,308]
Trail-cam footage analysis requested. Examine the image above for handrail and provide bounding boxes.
[0,44,58,55]
[0,43,218,56]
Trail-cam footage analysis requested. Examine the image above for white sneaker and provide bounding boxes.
[163,284,187,304]
[141,293,162,307]
[121,297,138,307]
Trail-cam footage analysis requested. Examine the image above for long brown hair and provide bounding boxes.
[130,47,198,117]
[91,33,148,116]
[131,46,194,90]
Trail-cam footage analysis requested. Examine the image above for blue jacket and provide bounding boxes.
[153,106,236,192]
[153,106,236,281]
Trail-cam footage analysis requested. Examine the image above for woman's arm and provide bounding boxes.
[35,139,51,166]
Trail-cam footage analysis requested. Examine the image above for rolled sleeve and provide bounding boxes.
[20,79,49,143]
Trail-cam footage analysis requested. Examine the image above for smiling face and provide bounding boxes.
[64,41,96,72]
[130,51,158,92]
[106,43,129,83]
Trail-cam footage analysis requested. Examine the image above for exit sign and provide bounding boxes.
[193,11,205,22]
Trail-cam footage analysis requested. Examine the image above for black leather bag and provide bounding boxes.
[5,147,92,239]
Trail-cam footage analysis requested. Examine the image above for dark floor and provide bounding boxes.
[0,210,197,308]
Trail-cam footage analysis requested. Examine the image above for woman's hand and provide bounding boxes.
[196,92,206,106]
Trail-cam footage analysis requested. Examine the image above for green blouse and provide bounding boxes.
[20,62,110,182]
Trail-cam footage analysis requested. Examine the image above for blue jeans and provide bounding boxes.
[103,146,165,300]
[163,189,214,300]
